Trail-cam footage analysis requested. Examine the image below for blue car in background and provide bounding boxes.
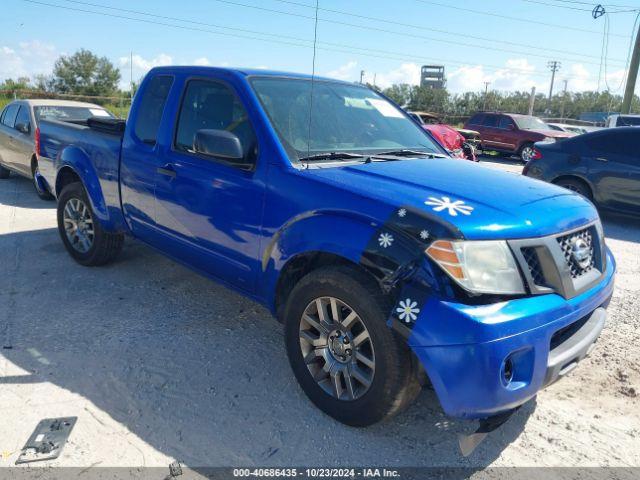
[27,66,615,428]
[524,127,640,217]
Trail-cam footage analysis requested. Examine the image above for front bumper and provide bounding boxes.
[409,248,615,419]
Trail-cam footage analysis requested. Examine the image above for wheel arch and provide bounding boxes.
[274,251,382,322]
[54,148,111,227]
[551,174,595,200]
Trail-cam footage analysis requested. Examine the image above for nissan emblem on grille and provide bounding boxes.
[570,237,592,270]
[557,227,596,279]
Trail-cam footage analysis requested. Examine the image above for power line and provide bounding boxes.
[201,0,626,67]
[522,0,639,13]
[264,0,621,64]
[411,0,630,38]
[548,0,640,8]
[20,0,592,81]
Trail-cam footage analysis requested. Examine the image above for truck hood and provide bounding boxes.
[305,158,598,240]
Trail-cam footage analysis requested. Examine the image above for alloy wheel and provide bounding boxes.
[521,146,534,163]
[299,296,375,401]
[63,198,95,253]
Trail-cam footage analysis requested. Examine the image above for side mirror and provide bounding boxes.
[15,122,30,134]
[193,129,244,162]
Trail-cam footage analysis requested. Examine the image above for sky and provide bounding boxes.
[1,0,639,95]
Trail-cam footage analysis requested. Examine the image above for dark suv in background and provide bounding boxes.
[465,112,574,162]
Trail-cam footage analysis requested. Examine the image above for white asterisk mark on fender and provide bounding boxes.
[424,196,474,217]
[378,232,394,248]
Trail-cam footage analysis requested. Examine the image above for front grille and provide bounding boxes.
[556,227,595,279]
[509,221,605,299]
[521,247,545,286]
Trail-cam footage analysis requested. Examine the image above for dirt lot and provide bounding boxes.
[1,160,639,473]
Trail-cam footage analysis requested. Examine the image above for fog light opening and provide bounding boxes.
[503,358,514,385]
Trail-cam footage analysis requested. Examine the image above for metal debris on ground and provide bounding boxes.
[15,417,77,464]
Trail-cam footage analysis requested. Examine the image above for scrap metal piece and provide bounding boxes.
[15,417,77,464]
[458,409,518,457]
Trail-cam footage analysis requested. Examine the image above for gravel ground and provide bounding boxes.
[0,161,639,472]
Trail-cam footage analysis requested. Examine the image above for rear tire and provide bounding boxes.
[283,265,421,427]
[0,163,10,179]
[57,182,124,266]
[554,178,593,201]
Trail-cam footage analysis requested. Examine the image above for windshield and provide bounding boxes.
[250,77,442,162]
[514,115,549,130]
[34,106,113,123]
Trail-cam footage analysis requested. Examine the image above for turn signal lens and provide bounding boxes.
[426,240,525,295]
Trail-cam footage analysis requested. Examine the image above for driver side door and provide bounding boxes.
[153,78,264,293]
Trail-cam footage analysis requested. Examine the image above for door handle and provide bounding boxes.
[595,157,608,162]
[157,164,176,178]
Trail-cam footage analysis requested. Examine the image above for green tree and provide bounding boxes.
[0,77,31,90]
[382,83,413,106]
[51,49,120,96]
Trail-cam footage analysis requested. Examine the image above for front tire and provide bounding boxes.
[57,182,124,266]
[283,265,420,427]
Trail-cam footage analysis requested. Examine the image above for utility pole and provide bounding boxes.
[360,70,365,84]
[560,80,568,119]
[482,81,490,110]
[546,61,561,113]
[622,23,640,114]
[528,86,536,115]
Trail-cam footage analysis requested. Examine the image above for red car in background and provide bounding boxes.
[464,112,574,162]
[409,111,478,161]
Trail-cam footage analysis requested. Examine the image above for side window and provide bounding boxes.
[585,132,636,160]
[14,106,31,133]
[468,114,484,126]
[175,79,257,166]
[1,104,19,128]
[133,75,174,144]
[482,115,499,128]
[498,116,514,130]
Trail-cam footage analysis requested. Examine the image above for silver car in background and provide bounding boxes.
[0,99,113,199]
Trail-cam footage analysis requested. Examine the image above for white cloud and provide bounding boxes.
[0,41,58,81]
[374,63,421,89]
[118,53,174,87]
[326,61,358,81]
[193,57,211,66]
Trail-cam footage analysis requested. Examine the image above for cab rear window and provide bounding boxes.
[34,106,113,123]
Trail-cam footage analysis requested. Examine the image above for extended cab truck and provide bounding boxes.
[36,66,615,427]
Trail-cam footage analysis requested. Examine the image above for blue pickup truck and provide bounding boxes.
[33,66,615,428]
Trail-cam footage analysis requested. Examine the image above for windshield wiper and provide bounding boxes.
[298,152,367,162]
[376,149,448,158]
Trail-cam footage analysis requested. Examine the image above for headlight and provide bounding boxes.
[426,240,525,295]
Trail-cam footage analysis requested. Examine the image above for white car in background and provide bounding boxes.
[0,99,113,199]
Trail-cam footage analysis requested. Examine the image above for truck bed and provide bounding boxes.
[38,118,125,228]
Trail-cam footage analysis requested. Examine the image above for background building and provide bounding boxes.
[421,65,446,89]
